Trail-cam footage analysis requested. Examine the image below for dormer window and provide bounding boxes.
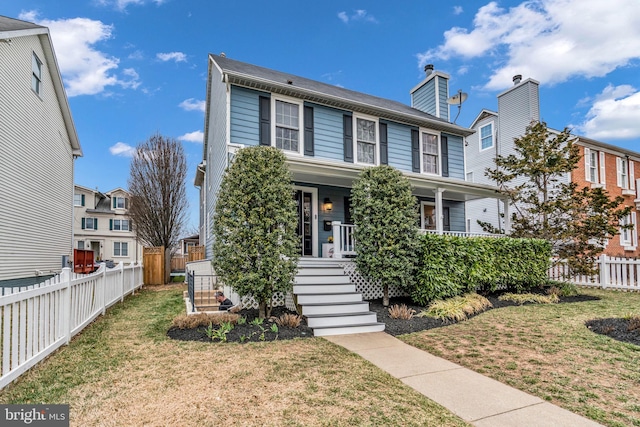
[112,196,129,209]
[355,116,378,165]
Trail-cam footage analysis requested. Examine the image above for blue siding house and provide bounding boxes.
[196,55,501,259]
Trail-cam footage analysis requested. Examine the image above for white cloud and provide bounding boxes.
[453,6,464,15]
[156,52,187,62]
[178,130,204,143]
[96,0,164,11]
[179,98,206,112]
[574,85,640,140]
[337,9,378,24]
[418,0,640,90]
[20,11,140,97]
[109,142,136,157]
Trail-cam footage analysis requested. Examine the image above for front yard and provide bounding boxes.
[400,288,640,427]
[0,285,466,427]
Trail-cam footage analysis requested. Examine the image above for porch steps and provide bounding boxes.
[294,258,385,336]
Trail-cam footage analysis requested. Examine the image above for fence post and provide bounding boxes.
[599,254,608,289]
[332,221,343,259]
[119,262,125,302]
[60,268,71,345]
[102,263,107,315]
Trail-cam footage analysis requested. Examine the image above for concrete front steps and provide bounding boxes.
[294,258,385,337]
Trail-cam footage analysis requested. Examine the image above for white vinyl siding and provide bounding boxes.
[0,34,75,282]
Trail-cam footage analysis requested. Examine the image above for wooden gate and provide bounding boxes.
[144,246,165,285]
[188,245,205,262]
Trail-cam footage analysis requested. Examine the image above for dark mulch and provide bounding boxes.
[167,305,314,343]
[585,318,640,347]
[167,292,603,344]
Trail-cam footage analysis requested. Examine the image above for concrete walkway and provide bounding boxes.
[325,332,602,427]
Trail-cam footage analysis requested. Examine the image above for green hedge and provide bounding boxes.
[411,233,551,305]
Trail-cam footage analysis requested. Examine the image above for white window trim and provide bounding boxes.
[420,201,437,230]
[32,52,42,96]
[419,129,441,176]
[227,143,244,168]
[113,219,130,232]
[620,213,633,248]
[74,194,83,207]
[113,241,129,258]
[353,114,380,166]
[479,121,494,152]
[271,95,304,156]
[84,217,97,231]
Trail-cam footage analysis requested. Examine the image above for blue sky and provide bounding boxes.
[3,0,640,233]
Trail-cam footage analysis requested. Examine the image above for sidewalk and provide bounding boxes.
[325,332,602,427]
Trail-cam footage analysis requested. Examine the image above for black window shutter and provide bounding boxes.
[110,219,113,231]
[81,218,85,230]
[125,198,129,210]
[343,114,353,163]
[443,207,450,231]
[411,129,420,172]
[259,96,271,146]
[81,194,85,206]
[95,219,98,229]
[344,197,353,224]
[304,106,314,156]
[112,198,116,209]
[441,135,449,177]
[379,122,388,165]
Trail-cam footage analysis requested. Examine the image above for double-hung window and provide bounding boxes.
[112,196,128,209]
[274,99,300,153]
[74,193,84,206]
[620,214,633,247]
[114,242,128,257]
[32,52,42,95]
[589,150,598,183]
[113,219,130,231]
[355,117,377,165]
[422,132,439,174]
[83,217,97,230]
[480,123,493,150]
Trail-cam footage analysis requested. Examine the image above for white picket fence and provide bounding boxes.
[0,262,144,389]
[549,255,640,291]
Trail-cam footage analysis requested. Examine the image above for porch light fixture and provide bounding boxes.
[323,198,333,212]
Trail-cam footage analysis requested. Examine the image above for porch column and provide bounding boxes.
[434,188,444,235]
[503,198,511,234]
[331,221,343,259]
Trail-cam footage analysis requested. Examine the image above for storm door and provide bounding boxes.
[293,186,318,256]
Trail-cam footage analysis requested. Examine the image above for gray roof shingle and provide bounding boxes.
[0,15,45,32]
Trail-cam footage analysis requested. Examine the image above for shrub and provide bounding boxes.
[498,293,559,305]
[275,313,302,328]
[418,293,492,322]
[628,316,640,332]
[388,304,416,320]
[171,313,240,329]
[546,281,578,297]
[411,233,551,305]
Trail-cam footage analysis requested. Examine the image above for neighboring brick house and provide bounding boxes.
[573,139,639,257]
[73,185,142,264]
[465,75,639,258]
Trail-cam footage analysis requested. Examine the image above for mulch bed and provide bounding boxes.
[167,292,621,344]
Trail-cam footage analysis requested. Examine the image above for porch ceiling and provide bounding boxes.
[286,156,501,202]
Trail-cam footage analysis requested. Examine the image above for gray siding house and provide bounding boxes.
[197,55,502,259]
[0,16,82,286]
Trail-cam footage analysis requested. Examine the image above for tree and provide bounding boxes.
[212,146,299,318]
[351,165,419,306]
[128,133,188,283]
[484,121,631,277]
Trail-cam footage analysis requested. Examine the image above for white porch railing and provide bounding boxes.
[330,222,505,258]
[549,255,640,291]
[0,262,144,389]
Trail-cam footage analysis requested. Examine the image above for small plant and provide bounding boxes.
[275,313,302,327]
[388,304,416,320]
[418,293,492,322]
[499,293,559,305]
[270,323,279,333]
[546,281,578,297]
[209,321,234,342]
[627,316,640,332]
[250,317,264,326]
[202,322,215,339]
[237,316,247,325]
[239,335,247,343]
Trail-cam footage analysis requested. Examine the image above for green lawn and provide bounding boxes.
[400,288,640,427]
[0,286,468,427]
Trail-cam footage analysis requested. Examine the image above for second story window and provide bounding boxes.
[356,117,377,165]
[112,196,128,209]
[275,100,300,153]
[616,156,635,191]
[480,123,493,150]
[32,52,42,95]
[74,193,85,207]
[112,219,130,231]
[82,217,97,230]
[588,150,598,183]
[422,132,439,175]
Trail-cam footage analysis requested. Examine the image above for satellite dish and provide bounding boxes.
[447,89,468,124]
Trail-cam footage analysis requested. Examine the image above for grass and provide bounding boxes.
[400,288,640,427]
[0,285,468,427]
